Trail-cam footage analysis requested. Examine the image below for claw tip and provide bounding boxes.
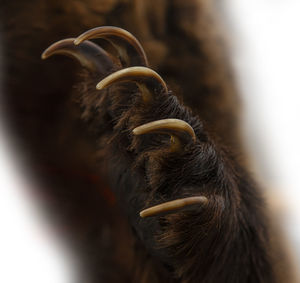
[73,38,81,45]
[41,51,47,60]
[96,82,103,90]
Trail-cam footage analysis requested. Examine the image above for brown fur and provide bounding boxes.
[0,0,297,282]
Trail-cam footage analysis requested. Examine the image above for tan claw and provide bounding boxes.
[96,66,168,103]
[41,38,114,73]
[74,26,148,67]
[140,196,208,218]
[133,119,196,151]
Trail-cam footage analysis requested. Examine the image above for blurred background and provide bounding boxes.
[0,0,299,282]
[225,0,300,264]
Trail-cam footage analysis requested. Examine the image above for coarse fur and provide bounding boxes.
[0,0,297,282]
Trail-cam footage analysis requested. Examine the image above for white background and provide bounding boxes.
[0,1,300,282]
[225,0,300,263]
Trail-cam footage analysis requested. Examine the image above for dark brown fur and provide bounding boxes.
[0,0,296,282]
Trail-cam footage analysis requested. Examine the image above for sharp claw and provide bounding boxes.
[133,119,196,151]
[74,26,148,67]
[96,66,168,102]
[139,196,208,218]
[41,38,114,74]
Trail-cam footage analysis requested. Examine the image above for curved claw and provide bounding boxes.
[96,66,168,103]
[140,196,208,218]
[133,119,196,151]
[41,38,114,74]
[74,26,148,67]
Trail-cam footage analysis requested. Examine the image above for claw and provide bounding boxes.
[96,66,168,102]
[41,38,114,74]
[140,196,208,218]
[133,119,196,151]
[74,26,148,67]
